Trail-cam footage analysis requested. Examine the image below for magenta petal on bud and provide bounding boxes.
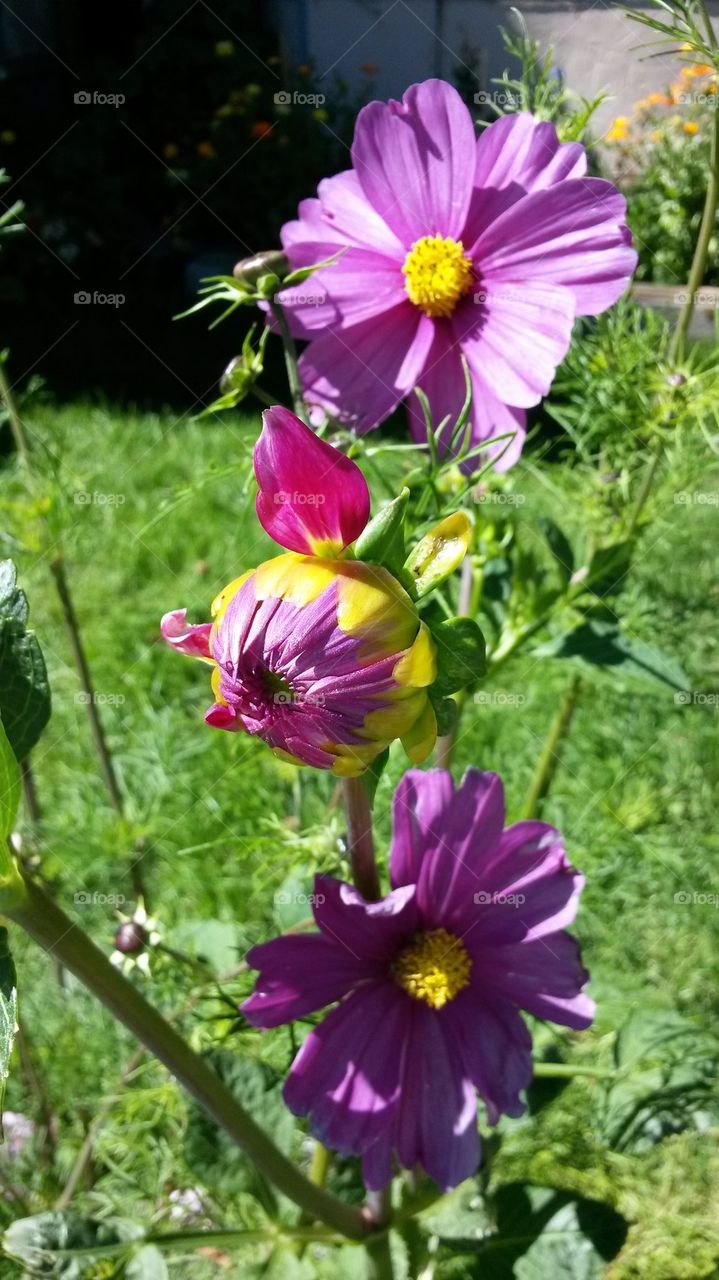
[254,406,370,555]
[161,609,212,660]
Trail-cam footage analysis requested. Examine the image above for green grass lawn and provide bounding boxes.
[1,399,718,1277]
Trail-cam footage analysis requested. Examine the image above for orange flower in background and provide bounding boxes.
[251,121,273,139]
[683,120,700,135]
[360,62,378,76]
[606,116,629,143]
[196,140,216,159]
[637,91,672,110]
[162,142,179,160]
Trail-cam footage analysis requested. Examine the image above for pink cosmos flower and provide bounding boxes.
[274,80,637,468]
[161,407,437,776]
[243,768,594,1190]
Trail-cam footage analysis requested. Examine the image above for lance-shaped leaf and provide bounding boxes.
[0,560,51,761]
[404,512,472,598]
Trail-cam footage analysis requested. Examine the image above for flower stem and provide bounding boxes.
[435,555,477,769]
[48,553,125,816]
[3,873,367,1241]
[270,299,308,423]
[0,355,31,467]
[343,777,381,901]
[669,2,719,363]
[522,673,582,820]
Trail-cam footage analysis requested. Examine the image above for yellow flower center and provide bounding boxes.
[393,928,472,1009]
[402,235,474,318]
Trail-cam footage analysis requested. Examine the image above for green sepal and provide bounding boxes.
[404,512,472,598]
[430,694,459,737]
[354,489,409,577]
[430,617,487,697]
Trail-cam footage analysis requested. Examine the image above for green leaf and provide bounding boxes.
[126,1245,169,1280]
[431,617,487,697]
[421,1179,492,1241]
[538,518,574,584]
[0,926,17,1130]
[354,489,409,577]
[171,919,241,975]
[586,542,632,597]
[0,559,51,760]
[184,1051,299,1204]
[595,1008,719,1153]
[0,714,20,840]
[3,1210,141,1277]
[272,866,318,932]
[437,1184,627,1279]
[534,619,688,690]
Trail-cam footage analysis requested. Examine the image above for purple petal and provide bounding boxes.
[443,989,533,1124]
[161,609,212,660]
[392,1002,480,1190]
[486,932,595,1029]
[298,305,433,432]
[313,875,418,963]
[284,982,408,1159]
[254,406,370,555]
[463,113,587,244]
[391,769,506,930]
[276,247,407,334]
[241,934,372,1028]
[466,822,586,944]
[473,178,637,316]
[352,79,476,244]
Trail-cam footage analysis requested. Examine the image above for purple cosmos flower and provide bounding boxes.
[274,80,637,469]
[243,768,593,1190]
[162,407,438,776]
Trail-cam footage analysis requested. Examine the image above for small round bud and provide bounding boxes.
[114,920,147,955]
[666,372,686,388]
[233,251,289,286]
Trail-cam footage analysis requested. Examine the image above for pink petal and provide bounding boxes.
[454,281,576,407]
[282,170,405,258]
[352,79,476,245]
[254,406,370,554]
[160,609,212,659]
[275,248,406,334]
[298,305,434,432]
[473,178,637,315]
[463,113,587,244]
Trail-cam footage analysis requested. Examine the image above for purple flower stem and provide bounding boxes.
[343,777,381,902]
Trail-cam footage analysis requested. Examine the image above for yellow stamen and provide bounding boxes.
[402,235,474,318]
[393,928,471,1009]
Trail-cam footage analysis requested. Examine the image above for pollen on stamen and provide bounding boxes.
[393,927,472,1009]
[402,235,474,319]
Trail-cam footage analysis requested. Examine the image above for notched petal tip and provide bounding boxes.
[254,405,370,556]
[160,609,212,661]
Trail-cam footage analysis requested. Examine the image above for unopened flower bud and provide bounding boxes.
[666,371,686,388]
[114,920,147,955]
[233,250,289,286]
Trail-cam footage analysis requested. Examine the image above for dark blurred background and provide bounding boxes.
[0,0,370,407]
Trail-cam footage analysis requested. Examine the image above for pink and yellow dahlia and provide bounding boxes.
[162,408,438,776]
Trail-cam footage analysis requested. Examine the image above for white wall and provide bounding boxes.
[270,0,718,133]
